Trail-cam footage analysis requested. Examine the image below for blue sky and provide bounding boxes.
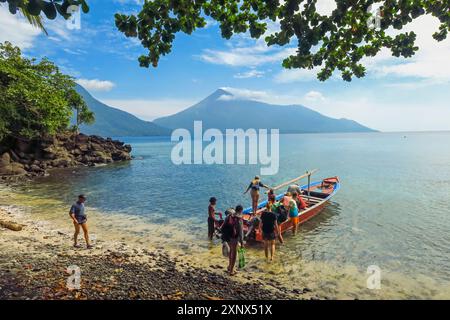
[1,0,449,132]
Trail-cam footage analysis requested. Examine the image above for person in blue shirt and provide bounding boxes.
[69,194,93,249]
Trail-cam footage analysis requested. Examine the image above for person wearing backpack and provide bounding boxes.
[221,205,244,276]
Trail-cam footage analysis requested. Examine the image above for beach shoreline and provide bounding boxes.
[2,173,449,300]
[0,206,315,300]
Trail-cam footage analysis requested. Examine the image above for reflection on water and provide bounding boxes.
[2,132,450,299]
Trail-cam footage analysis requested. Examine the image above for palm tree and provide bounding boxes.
[19,6,48,35]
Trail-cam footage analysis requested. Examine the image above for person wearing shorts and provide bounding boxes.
[69,194,93,249]
[261,210,281,262]
[287,194,300,235]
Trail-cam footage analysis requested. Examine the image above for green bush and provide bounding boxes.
[0,41,94,142]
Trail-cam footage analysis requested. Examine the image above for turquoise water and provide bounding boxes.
[5,132,450,298]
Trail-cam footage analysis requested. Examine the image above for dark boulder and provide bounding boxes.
[0,132,132,178]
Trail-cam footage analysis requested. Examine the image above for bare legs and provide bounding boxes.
[81,223,91,246]
[264,240,276,261]
[251,191,259,214]
[228,241,238,275]
[73,221,90,247]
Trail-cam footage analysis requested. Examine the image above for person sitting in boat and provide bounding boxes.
[287,184,302,196]
[244,176,270,215]
[292,191,307,211]
[208,197,223,241]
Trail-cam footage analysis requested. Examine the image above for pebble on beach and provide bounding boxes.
[0,207,310,300]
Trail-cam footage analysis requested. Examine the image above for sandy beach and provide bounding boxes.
[0,206,317,300]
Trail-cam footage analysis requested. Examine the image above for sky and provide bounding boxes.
[1,0,449,132]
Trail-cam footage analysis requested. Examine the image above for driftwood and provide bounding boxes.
[0,219,23,231]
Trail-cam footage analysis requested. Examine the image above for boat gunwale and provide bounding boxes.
[241,177,340,241]
[242,178,340,218]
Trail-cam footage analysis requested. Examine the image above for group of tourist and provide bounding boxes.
[208,176,308,276]
[66,176,307,276]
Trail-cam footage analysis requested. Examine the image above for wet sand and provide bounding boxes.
[0,207,316,300]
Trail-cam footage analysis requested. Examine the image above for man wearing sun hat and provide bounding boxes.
[69,194,93,249]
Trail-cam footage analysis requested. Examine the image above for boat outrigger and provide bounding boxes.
[241,170,340,242]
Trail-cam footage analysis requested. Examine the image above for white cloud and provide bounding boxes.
[274,68,319,83]
[367,16,450,84]
[0,6,41,50]
[315,0,337,16]
[307,96,450,132]
[199,43,295,67]
[198,17,296,68]
[274,14,450,85]
[76,79,116,92]
[305,91,325,102]
[100,98,197,121]
[45,18,72,41]
[234,69,265,79]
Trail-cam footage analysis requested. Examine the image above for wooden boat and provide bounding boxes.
[242,175,340,242]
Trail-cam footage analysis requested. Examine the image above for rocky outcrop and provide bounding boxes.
[0,133,132,179]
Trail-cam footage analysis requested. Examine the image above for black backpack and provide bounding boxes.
[221,216,238,242]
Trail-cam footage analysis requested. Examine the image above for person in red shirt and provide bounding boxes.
[292,192,307,210]
[208,197,223,240]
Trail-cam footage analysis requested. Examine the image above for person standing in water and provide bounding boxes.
[244,176,270,215]
[207,197,223,240]
[261,208,282,261]
[283,192,300,235]
[69,194,93,249]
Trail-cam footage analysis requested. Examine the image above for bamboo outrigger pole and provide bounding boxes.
[267,169,319,193]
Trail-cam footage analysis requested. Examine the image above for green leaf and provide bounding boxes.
[26,0,43,16]
[42,2,57,20]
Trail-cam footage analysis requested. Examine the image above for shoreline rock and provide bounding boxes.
[0,219,24,231]
[0,133,132,180]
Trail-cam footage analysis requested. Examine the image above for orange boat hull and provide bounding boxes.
[243,176,340,242]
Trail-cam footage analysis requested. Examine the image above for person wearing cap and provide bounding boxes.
[287,184,302,196]
[221,205,244,276]
[69,194,93,249]
[244,176,270,215]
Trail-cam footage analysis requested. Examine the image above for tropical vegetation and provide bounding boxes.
[0,41,94,142]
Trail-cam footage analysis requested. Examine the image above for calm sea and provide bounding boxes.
[2,131,450,299]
